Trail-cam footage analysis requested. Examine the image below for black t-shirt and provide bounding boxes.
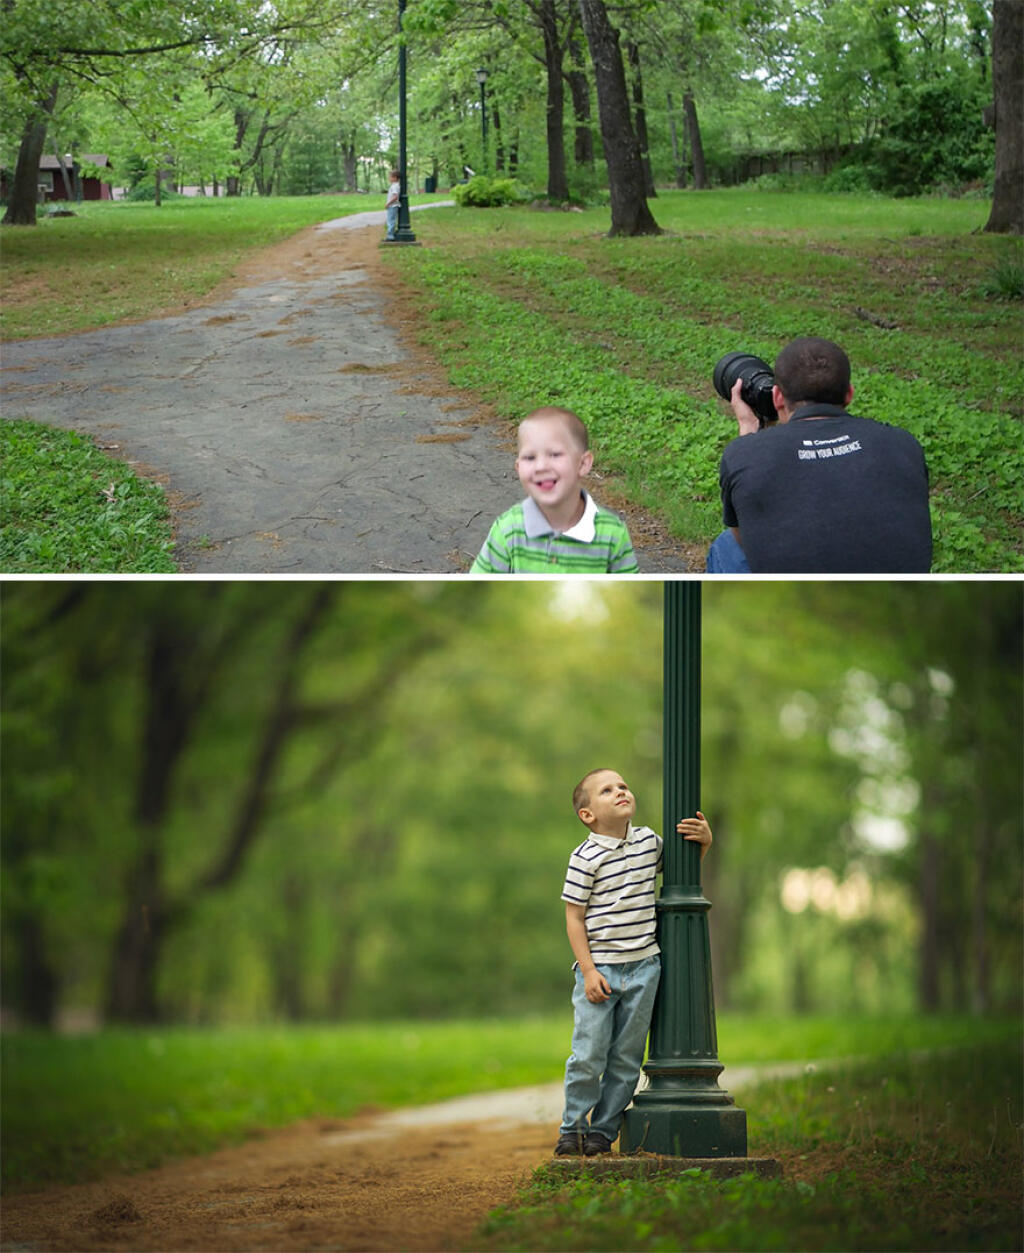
[719,405,932,573]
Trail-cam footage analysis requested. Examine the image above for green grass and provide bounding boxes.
[2,1014,1017,1194]
[0,418,176,572]
[383,190,1023,573]
[0,194,422,340]
[476,1039,1023,1252]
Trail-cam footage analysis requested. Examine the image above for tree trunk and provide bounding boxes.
[568,37,594,169]
[493,99,505,174]
[341,131,358,191]
[2,84,58,226]
[683,89,707,189]
[104,590,335,1022]
[626,41,655,198]
[541,0,569,200]
[667,91,687,188]
[917,829,942,1011]
[14,912,60,1027]
[984,0,1023,234]
[577,0,660,236]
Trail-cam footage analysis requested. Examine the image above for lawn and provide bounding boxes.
[383,190,1023,573]
[475,1040,1022,1252]
[2,1013,1017,1193]
[0,419,176,572]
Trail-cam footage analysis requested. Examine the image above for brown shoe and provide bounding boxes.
[584,1132,613,1156]
[554,1132,585,1156]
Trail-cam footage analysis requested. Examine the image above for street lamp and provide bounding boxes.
[388,0,417,244]
[619,583,748,1159]
[474,66,489,174]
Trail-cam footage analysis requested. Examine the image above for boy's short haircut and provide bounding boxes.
[520,406,589,453]
[573,767,613,820]
[773,337,850,407]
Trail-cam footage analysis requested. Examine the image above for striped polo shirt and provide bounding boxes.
[470,493,639,574]
[561,824,663,964]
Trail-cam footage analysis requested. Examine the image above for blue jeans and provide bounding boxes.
[706,529,750,573]
[385,203,399,239]
[560,955,661,1141]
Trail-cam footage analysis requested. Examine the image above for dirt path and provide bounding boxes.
[2,1066,807,1252]
[1,205,694,574]
[0,1084,568,1252]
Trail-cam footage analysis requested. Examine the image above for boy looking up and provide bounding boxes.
[557,768,712,1156]
[470,407,638,573]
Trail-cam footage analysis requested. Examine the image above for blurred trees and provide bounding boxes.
[1,581,1019,1029]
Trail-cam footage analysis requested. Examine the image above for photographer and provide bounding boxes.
[707,337,932,573]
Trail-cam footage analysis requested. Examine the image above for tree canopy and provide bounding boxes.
[2,0,1016,231]
[2,581,1019,1028]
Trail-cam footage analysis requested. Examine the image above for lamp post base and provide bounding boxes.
[620,1102,748,1158]
[380,238,421,246]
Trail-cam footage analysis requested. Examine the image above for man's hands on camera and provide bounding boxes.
[730,378,762,436]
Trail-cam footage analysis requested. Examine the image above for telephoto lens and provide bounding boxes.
[712,352,777,427]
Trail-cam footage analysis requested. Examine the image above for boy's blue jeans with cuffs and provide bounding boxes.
[559,955,661,1142]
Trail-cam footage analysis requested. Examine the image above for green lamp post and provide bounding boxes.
[474,67,489,174]
[391,0,417,244]
[620,582,748,1158]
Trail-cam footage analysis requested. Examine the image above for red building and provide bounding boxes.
[0,154,114,204]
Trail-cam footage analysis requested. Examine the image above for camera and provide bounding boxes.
[712,352,777,427]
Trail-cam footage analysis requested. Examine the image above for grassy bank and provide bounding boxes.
[2,1013,1017,1193]
[0,419,176,572]
[384,191,1023,573]
[476,1040,1022,1252]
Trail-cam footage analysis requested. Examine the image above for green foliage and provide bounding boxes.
[867,75,994,197]
[0,419,175,572]
[124,182,183,202]
[980,248,1024,302]
[454,175,532,208]
[2,583,1021,1033]
[476,1040,1023,1252]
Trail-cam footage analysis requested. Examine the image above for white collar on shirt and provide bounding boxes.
[522,491,597,542]
[586,823,638,851]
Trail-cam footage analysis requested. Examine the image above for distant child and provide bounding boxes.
[470,407,638,573]
[557,768,712,1156]
[385,170,400,241]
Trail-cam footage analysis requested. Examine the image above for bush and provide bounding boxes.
[453,175,531,208]
[125,182,182,203]
[822,164,880,194]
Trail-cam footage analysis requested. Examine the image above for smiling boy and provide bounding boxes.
[470,407,638,573]
[557,768,712,1156]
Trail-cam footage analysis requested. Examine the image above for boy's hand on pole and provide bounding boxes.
[676,811,713,858]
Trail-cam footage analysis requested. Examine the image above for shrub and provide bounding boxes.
[453,176,531,208]
[980,250,1024,303]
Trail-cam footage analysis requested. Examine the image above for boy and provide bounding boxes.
[384,170,400,241]
[470,407,638,573]
[557,768,712,1156]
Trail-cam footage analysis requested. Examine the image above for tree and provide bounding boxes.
[577,0,660,235]
[984,0,1023,233]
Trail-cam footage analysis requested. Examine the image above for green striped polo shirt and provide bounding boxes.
[470,492,639,574]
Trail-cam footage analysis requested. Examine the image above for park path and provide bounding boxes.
[0,1064,812,1252]
[1,204,691,574]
